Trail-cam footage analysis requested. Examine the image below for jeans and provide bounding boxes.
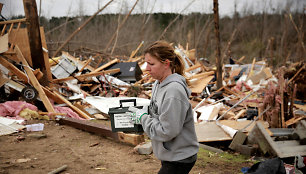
[158,160,196,174]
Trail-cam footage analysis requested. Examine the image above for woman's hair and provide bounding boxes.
[144,40,185,76]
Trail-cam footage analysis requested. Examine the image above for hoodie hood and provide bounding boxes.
[159,73,191,96]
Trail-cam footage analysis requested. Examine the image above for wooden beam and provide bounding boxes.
[94,58,120,72]
[129,41,144,59]
[0,18,26,25]
[23,0,49,86]
[56,116,145,146]
[185,63,202,72]
[52,68,120,83]
[0,56,29,83]
[56,117,119,140]
[53,91,92,119]
[0,56,64,104]
[15,45,55,113]
[190,71,214,79]
[39,27,53,83]
[79,58,93,72]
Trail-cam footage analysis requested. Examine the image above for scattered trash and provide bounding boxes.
[25,123,44,132]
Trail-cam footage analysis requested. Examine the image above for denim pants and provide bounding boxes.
[158,160,196,174]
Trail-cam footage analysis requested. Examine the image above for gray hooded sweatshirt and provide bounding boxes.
[141,73,199,162]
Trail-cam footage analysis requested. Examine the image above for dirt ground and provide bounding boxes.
[0,119,254,174]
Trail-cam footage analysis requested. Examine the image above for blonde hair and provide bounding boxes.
[144,40,185,76]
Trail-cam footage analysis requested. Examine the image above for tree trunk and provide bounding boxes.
[213,0,222,89]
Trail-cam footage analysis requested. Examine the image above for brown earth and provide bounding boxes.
[0,119,254,174]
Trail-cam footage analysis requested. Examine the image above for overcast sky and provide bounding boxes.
[0,0,305,19]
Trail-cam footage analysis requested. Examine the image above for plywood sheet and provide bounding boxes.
[189,75,214,94]
[195,121,232,142]
[9,28,32,66]
[0,33,8,53]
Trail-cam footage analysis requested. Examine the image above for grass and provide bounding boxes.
[195,148,258,173]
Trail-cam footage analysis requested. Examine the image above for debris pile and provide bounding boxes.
[0,17,305,163]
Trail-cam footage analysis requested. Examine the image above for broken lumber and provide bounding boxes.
[93,58,120,72]
[52,68,120,83]
[53,91,91,119]
[15,45,55,113]
[56,117,144,146]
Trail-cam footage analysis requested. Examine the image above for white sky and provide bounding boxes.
[0,0,305,19]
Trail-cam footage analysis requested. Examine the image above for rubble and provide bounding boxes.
[0,14,305,167]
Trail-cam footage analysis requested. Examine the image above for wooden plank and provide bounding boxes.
[15,45,55,113]
[79,58,93,72]
[56,117,145,146]
[0,56,64,104]
[279,68,286,128]
[286,115,306,126]
[39,27,53,84]
[185,63,202,72]
[129,41,144,59]
[52,68,120,83]
[0,71,9,88]
[1,24,6,36]
[0,18,26,25]
[195,121,232,142]
[118,132,145,146]
[56,116,119,141]
[53,91,91,119]
[190,71,214,79]
[233,109,246,120]
[94,58,120,72]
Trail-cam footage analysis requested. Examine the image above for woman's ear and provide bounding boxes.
[164,59,170,67]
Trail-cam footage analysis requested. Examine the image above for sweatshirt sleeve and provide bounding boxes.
[141,93,189,142]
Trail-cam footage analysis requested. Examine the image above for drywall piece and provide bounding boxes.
[197,103,223,121]
[0,117,25,136]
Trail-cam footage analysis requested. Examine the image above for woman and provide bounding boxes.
[132,41,199,174]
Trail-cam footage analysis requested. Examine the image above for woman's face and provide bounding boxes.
[145,53,171,82]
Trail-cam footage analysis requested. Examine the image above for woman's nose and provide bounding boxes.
[146,65,150,71]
